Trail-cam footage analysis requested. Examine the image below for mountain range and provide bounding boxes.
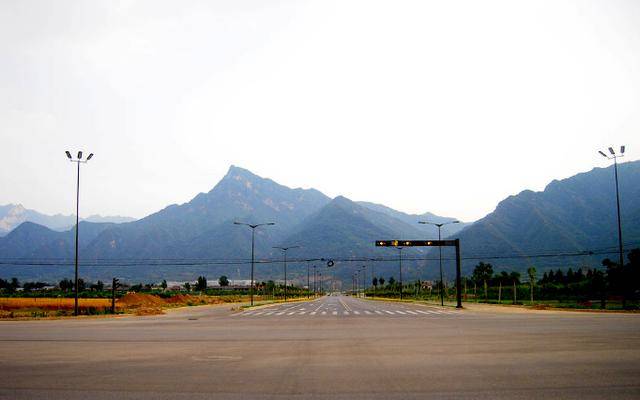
[0,204,135,236]
[1,161,638,284]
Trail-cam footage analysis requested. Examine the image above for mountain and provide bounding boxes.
[81,165,331,259]
[455,160,640,274]
[279,196,427,258]
[0,204,135,236]
[0,221,115,259]
[11,161,634,283]
[357,202,471,237]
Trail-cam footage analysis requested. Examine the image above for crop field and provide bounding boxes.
[0,297,112,317]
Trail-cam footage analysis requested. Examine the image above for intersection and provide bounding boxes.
[0,295,639,399]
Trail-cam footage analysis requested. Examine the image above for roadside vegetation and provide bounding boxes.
[0,275,312,318]
[364,248,640,310]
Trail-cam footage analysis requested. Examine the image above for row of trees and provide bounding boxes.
[466,249,640,307]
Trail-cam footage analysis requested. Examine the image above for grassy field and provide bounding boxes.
[0,297,112,318]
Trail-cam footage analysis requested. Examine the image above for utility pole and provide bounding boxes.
[111,278,118,314]
[398,247,403,300]
[273,246,299,301]
[307,261,310,299]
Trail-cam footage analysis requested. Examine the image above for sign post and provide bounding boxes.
[375,239,463,308]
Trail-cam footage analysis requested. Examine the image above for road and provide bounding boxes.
[1,295,639,399]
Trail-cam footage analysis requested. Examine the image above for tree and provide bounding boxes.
[372,277,378,288]
[184,282,191,292]
[527,267,537,303]
[387,277,396,288]
[161,280,167,290]
[90,281,104,291]
[472,262,493,300]
[9,277,20,292]
[59,278,74,292]
[77,278,86,292]
[378,277,385,287]
[218,275,230,287]
[195,276,207,291]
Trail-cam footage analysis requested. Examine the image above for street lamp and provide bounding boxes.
[273,245,299,301]
[65,150,93,316]
[361,266,366,297]
[234,222,275,306]
[598,145,626,268]
[419,220,460,306]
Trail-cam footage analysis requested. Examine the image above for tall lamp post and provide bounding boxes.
[234,222,275,306]
[273,246,299,301]
[419,220,460,306]
[65,150,93,316]
[361,266,366,297]
[598,146,626,268]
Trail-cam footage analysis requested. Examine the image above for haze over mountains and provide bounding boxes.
[0,161,639,282]
[0,204,135,236]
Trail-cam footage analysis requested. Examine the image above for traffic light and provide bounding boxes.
[375,240,456,247]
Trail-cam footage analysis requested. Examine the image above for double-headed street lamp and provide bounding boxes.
[598,145,626,268]
[65,150,93,316]
[419,220,460,306]
[273,245,299,301]
[234,222,275,306]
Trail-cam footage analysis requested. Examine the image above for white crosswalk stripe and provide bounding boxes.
[236,305,461,318]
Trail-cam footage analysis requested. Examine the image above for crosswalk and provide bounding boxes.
[233,306,461,318]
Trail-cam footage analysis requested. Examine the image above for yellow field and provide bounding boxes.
[0,297,111,311]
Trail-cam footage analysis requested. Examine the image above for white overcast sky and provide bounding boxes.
[0,0,639,222]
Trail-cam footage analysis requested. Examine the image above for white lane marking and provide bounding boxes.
[299,311,306,315]
[252,312,265,316]
[364,311,372,315]
[287,312,296,315]
[322,311,327,315]
[405,310,418,315]
[384,310,395,315]
[395,310,406,315]
[353,311,360,315]
[416,310,437,315]
[343,311,349,315]
[265,312,275,316]
[310,311,316,315]
[332,311,338,315]
[375,310,383,315]
[276,312,285,315]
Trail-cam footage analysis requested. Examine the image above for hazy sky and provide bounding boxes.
[1,0,639,222]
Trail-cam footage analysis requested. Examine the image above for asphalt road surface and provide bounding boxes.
[1,295,639,399]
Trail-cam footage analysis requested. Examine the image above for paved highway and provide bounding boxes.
[1,295,639,399]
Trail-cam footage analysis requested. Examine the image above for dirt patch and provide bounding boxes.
[117,293,166,308]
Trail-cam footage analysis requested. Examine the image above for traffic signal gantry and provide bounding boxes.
[376,239,463,308]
